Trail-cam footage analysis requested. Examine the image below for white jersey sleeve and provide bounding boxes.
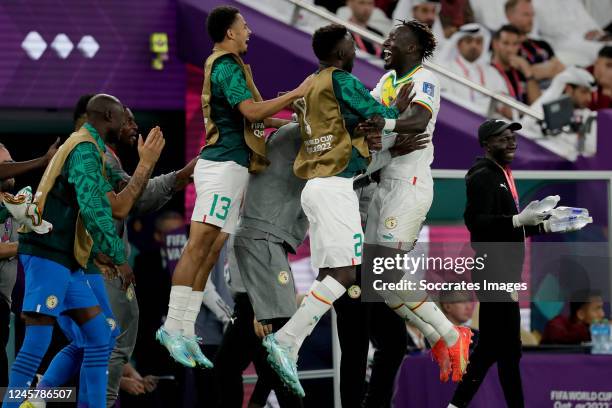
[409,69,440,117]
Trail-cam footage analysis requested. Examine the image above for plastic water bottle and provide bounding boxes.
[532,195,560,213]
[591,321,604,354]
[548,215,593,233]
[603,321,612,355]
[549,206,590,218]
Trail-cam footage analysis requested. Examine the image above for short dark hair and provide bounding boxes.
[598,45,612,59]
[312,24,348,61]
[569,289,601,319]
[505,0,530,14]
[397,20,437,60]
[73,94,95,125]
[206,6,240,43]
[493,24,521,41]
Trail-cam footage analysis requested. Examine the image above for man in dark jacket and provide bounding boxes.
[448,119,586,408]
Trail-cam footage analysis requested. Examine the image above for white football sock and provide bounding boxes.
[378,289,441,346]
[406,300,458,346]
[300,280,321,306]
[276,276,345,358]
[181,290,204,337]
[390,272,458,346]
[394,303,441,346]
[164,285,191,333]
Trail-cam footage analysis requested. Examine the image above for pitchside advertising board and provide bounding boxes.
[0,0,185,110]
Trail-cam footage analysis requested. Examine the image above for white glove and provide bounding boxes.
[1,187,53,234]
[512,200,548,227]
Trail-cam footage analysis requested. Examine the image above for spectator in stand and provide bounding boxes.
[587,46,612,110]
[316,0,346,13]
[469,0,510,32]
[337,0,392,37]
[339,0,386,57]
[439,0,474,38]
[533,0,612,66]
[437,23,508,116]
[582,0,612,35]
[491,24,541,105]
[439,291,474,327]
[376,0,399,18]
[392,0,447,53]
[527,67,595,120]
[541,290,605,344]
[505,0,564,87]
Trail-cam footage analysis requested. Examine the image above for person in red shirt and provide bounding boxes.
[541,291,605,344]
[586,46,612,110]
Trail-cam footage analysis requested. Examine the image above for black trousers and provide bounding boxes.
[451,301,524,408]
[334,294,407,408]
[213,292,303,408]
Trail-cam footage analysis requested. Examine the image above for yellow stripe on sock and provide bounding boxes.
[311,291,332,305]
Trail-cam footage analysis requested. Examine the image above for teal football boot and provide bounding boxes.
[155,327,195,368]
[262,334,305,397]
[182,335,214,369]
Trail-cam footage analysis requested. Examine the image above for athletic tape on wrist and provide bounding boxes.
[383,119,396,131]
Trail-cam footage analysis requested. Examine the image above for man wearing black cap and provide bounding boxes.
[448,119,553,408]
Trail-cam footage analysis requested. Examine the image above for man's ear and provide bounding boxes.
[226,27,235,41]
[104,109,113,123]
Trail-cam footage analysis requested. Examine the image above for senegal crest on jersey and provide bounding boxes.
[380,65,423,107]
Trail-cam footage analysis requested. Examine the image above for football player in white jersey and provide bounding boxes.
[364,20,472,383]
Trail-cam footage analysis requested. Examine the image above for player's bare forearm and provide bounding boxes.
[0,158,47,179]
[531,58,564,81]
[264,118,291,129]
[239,92,301,123]
[526,79,541,105]
[0,242,18,259]
[393,104,431,135]
[108,162,154,220]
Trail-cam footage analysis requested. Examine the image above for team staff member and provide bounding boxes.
[448,119,587,408]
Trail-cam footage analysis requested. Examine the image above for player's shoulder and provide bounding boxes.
[211,55,242,79]
[413,67,439,85]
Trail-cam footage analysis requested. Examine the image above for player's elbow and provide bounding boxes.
[112,206,129,220]
[238,100,265,122]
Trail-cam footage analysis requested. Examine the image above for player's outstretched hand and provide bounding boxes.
[94,253,118,279]
[390,133,430,157]
[117,263,136,291]
[174,157,198,191]
[138,126,165,167]
[45,138,60,164]
[355,122,382,151]
[394,82,415,113]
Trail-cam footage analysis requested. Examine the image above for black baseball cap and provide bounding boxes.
[478,119,522,146]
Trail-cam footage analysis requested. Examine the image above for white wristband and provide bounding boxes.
[383,118,396,131]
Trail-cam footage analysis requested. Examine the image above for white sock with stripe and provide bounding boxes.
[391,273,458,346]
[182,290,204,337]
[164,285,191,334]
[405,299,458,346]
[275,276,345,358]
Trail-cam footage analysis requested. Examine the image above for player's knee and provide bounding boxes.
[80,313,112,346]
[21,311,55,326]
